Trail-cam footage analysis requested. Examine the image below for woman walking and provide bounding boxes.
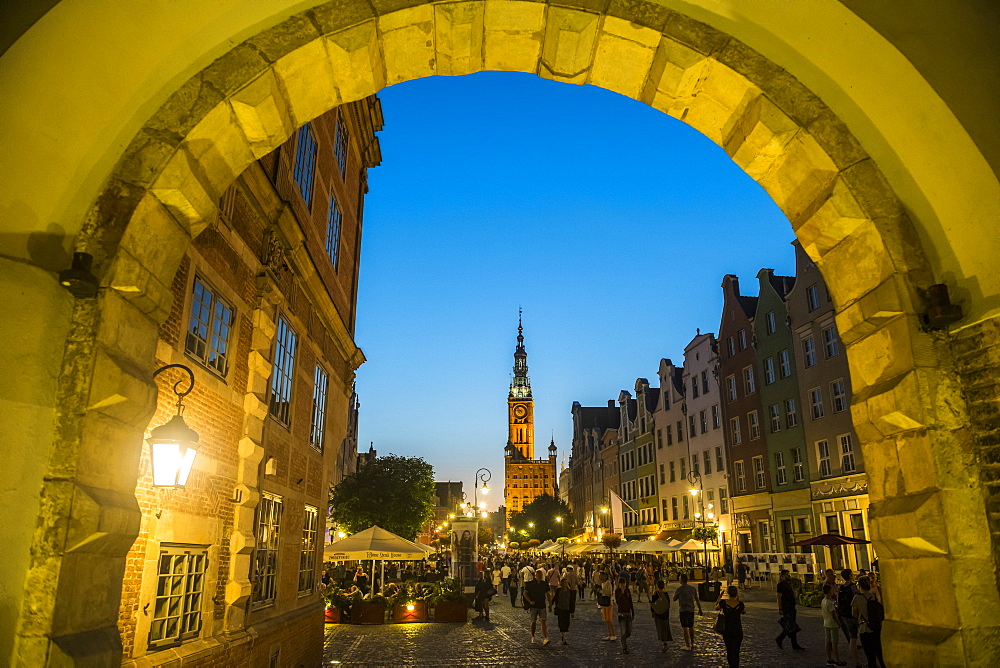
[474,570,495,621]
[650,579,672,652]
[614,577,635,653]
[553,576,576,645]
[491,567,503,606]
[717,585,747,668]
[598,572,616,641]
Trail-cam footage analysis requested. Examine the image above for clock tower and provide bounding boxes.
[508,310,534,459]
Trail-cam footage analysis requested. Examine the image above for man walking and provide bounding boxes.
[775,569,805,651]
[673,573,702,651]
[524,569,553,645]
[837,569,861,668]
[546,562,561,595]
[501,562,512,595]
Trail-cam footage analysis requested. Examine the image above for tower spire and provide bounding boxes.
[510,309,531,398]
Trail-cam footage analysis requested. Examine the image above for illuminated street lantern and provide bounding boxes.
[147,364,199,488]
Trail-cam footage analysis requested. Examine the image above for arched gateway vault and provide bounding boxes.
[2,1,999,665]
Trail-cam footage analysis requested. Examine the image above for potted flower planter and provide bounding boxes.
[324,607,341,624]
[433,600,467,623]
[392,600,428,623]
[351,602,386,625]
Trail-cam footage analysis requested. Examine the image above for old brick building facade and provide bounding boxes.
[117,98,382,667]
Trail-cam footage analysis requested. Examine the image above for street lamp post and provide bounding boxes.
[474,468,491,508]
[687,471,716,582]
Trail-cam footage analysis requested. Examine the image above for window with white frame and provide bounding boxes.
[774,452,787,485]
[689,415,697,440]
[293,124,317,206]
[700,409,708,434]
[669,460,675,482]
[309,365,329,451]
[682,494,690,519]
[840,434,856,473]
[691,375,700,398]
[185,276,234,376]
[680,457,687,480]
[666,424,673,445]
[785,398,799,428]
[753,455,766,488]
[726,375,737,402]
[703,450,711,475]
[730,417,742,444]
[701,370,710,394]
[831,379,848,413]
[671,497,678,520]
[659,463,665,484]
[764,357,775,385]
[769,404,781,432]
[738,329,748,350]
[727,336,736,357]
[148,545,208,649]
[692,453,700,475]
[268,317,298,425]
[766,311,776,334]
[807,284,821,311]
[792,447,804,482]
[715,446,725,472]
[734,461,746,492]
[743,366,756,394]
[822,325,839,358]
[299,505,319,594]
[677,420,684,441]
[778,349,792,378]
[810,387,825,419]
[719,488,729,513]
[326,195,342,268]
[252,493,283,608]
[818,440,832,477]
[748,410,760,439]
[803,336,817,367]
[712,404,721,429]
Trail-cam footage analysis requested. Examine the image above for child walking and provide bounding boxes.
[822,583,847,666]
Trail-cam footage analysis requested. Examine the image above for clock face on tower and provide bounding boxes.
[512,404,527,420]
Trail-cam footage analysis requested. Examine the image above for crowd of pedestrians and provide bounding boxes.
[467,553,885,668]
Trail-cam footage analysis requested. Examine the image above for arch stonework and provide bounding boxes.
[2,1,999,665]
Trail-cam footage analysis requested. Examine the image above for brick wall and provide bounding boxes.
[950,316,1000,579]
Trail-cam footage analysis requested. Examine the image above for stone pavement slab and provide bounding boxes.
[324,586,848,667]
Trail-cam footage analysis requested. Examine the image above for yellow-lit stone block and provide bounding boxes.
[849,321,923,395]
[379,6,436,85]
[590,23,658,99]
[94,290,162,371]
[795,177,867,259]
[435,1,485,76]
[539,7,599,83]
[758,130,838,227]
[483,0,544,72]
[85,349,157,428]
[663,59,757,146]
[118,193,192,289]
[728,95,798,180]
[641,37,707,112]
[244,393,269,420]
[230,70,295,158]
[63,483,141,554]
[150,148,219,237]
[326,21,386,105]
[105,249,174,322]
[274,38,342,127]
[817,219,896,308]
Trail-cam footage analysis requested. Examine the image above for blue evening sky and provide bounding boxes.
[354,72,794,509]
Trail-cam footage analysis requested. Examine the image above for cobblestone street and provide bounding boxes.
[324,587,842,667]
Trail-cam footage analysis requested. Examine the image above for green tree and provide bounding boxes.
[508,494,572,540]
[478,526,494,547]
[329,454,434,540]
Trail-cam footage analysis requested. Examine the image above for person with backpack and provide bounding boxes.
[852,576,886,667]
[837,569,861,667]
[650,579,672,652]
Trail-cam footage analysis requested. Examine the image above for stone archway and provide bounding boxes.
[3,1,998,665]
